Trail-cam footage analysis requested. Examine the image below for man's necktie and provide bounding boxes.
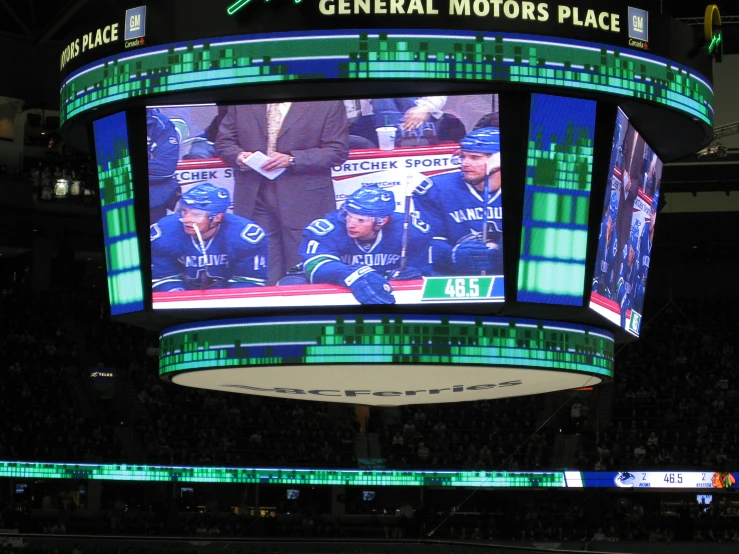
[266,104,282,155]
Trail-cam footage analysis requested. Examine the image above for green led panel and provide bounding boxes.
[60,30,713,125]
[518,94,596,305]
[93,112,144,315]
[0,461,565,487]
[159,315,614,378]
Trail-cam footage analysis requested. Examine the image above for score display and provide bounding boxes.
[148,94,505,310]
[579,471,738,489]
[589,108,663,336]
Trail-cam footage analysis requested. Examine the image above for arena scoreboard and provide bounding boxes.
[1,461,736,490]
[63,0,718,404]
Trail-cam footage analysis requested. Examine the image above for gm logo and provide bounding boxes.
[628,7,648,41]
[125,6,146,40]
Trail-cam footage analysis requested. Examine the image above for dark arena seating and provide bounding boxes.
[0,280,738,547]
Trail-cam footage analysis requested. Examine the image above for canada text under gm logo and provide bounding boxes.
[628,6,648,44]
[222,381,522,398]
[125,6,146,40]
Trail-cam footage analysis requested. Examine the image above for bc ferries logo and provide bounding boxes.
[614,471,636,488]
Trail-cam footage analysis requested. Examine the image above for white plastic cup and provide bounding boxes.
[376,127,397,150]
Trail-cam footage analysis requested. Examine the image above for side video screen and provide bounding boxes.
[590,108,663,336]
[146,94,504,309]
[93,111,144,316]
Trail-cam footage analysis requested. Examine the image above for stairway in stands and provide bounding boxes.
[355,433,384,469]
[594,382,615,431]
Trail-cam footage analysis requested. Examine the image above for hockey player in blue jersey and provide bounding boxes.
[634,190,659,315]
[147,108,181,223]
[593,191,620,298]
[615,220,641,329]
[297,186,433,304]
[151,183,268,291]
[412,127,502,275]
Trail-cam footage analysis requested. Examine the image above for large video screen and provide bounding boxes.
[146,94,504,309]
[589,108,663,336]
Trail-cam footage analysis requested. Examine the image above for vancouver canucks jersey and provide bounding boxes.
[412,171,502,272]
[151,213,267,291]
[594,220,618,297]
[147,109,180,210]
[616,244,639,315]
[637,222,653,288]
[147,109,179,181]
[301,211,432,284]
[634,221,653,309]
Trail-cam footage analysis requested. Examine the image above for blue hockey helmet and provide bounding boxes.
[180,183,230,214]
[460,127,501,155]
[459,127,501,171]
[343,186,395,218]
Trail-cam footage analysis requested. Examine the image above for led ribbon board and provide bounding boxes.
[518,94,596,305]
[0,462,736,489]
[159,315,613,406]
[93,112,144,315]
[60,30,712,126]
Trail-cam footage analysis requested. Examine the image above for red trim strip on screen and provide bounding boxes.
[590,292,619,314]
[152,280,425,303]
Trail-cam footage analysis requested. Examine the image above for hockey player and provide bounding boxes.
[634,190,659,314]
[615,220,641,328]
[151,183,268,291]
[298,186,433,304]
[592,192,619,298]
[147,108,181,223]
[412,127,502,275]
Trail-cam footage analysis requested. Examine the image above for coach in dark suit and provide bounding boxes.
[216,101,349,285]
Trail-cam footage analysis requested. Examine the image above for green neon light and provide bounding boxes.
[708,32,722,54]
[59,31,714,126]
[227,0,252,14]
[0,461,566,487]
[159,316,614,378]
[227,0,302,15]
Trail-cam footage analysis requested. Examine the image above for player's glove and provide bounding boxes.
[384,266,423,281]
[345,266,395,305]
[452,241,501,274]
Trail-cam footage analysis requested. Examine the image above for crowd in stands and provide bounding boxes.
[135,375,358,467]
[0,276,738,545]
[1,281,737,473]
[577,298,739,471]
[0,289,122,463]
[5,482,739,545]
[377,399,551,470]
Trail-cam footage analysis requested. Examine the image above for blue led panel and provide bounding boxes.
[93,112,144,315]
[518,94,596,305]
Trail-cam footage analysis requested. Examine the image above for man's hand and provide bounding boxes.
[345,267,395,305]
[261,152,291,172]
[385,266,423,281]
[401,106,431,131]
[236,151,252,169]
[452,241,501,274]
